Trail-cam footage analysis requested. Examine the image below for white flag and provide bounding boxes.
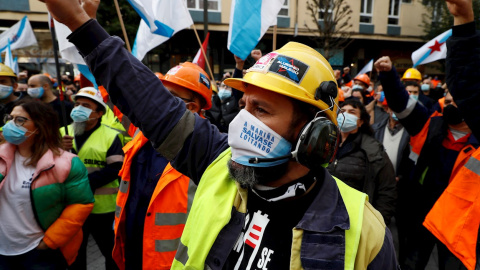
[412,29,451,67]
[357,59,373,75]
[228,0,284,60]
[0,16,37,52]
[4,41,15,72]
[130,0,193,61]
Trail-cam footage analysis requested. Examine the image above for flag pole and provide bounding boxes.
[191,23,215,82]
[273,25,277,50]
[113,0,132,52]
[49,16,69,135]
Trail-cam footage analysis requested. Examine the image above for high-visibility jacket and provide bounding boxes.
[424,146,480,270]
[113,131,196,270]
[61,124,122,214]
[172,148,369,270]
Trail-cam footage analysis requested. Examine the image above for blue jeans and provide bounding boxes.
[0,247,67,270]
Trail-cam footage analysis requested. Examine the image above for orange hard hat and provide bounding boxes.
[161,62,213,110]
[354,74,371,87]
[154,72,164,80]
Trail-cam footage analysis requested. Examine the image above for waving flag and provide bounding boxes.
[357,59,373,75]
[228,0,284,60]
[130,0,193,61]
[192,32,210,70]
[412,29,452,67]
[53,18,97,87]
[4,41,15,72]
[0,16,37,53]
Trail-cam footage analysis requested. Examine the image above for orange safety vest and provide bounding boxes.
[112,131,196,270]
[409,110,442,163]
[438,97,445,112]
[424,146,480,270]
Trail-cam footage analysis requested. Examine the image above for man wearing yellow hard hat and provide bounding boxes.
[0,63,24,127]
[43,0,398,268]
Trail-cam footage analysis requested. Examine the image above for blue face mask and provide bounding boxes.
[421,84,430,91]
[352,84,364,91]
[27,87,44,99]
[411,94,419,101]
[2,121,35,145]
[337,112,359,133]
[70,105,93,122]
[218,89,232,100]
[0,84,13,99]
[379,91,385,102]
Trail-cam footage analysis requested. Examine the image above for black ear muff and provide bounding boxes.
[315,81,338,109]
[293,117,340,170]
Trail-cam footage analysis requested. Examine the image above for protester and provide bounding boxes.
[422,1,480,269]
[366,81,389,128]
[375,53,479,269]
[16,79,28,93]
[327,98,397,225]
[351,73,373,104]
[0,63,25,126]
[42,1,400,268]
[61,87,124,270]
[205,55,243,133]
[374,105,415,264]
[27,74,74,127]
[113,62,212,270]
[0,99,94,269]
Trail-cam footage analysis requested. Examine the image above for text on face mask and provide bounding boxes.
[239,121,276,154]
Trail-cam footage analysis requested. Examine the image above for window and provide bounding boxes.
[278,0,289,17]
[0,0,29,11]
[360,0,373,24]
[318,0,334,21]
[388,0,401,25]
[186,0,220,11]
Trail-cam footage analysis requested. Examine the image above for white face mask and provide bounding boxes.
[0,84,13,99]
[228,110,292,167]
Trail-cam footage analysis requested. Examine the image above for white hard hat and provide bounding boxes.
[73,87,107,111]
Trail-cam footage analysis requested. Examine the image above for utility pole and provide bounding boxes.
[203,0,208,39]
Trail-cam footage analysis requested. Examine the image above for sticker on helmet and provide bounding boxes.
[199,73,210,89]
[167,65,182,75]
[268,55,309,84]
[248,52,278,74]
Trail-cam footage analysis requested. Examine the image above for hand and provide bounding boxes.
[39,0,92,31]
[374,56,393,73]
[62,135,74,151]
[251,49,262,62]
[234,55,245,70]
[36,240,49,250]
[66,89,74,97]
[82,0,100,19]
[343,67,350,74]
[342,86,352,98]
[446,0,474,25]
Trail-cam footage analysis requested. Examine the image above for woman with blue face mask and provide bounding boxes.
[0,99,94,269]
[327,99,397,225]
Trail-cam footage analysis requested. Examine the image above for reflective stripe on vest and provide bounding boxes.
[172,148,366,270]
[113,131,197,270]
[60,124,121,214]
[424,148,480,270]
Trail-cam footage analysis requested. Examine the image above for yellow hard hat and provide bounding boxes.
[224,42,339,124]
[402,68,422,81]
[0,63,17,79]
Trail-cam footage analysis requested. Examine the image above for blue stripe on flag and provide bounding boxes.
[0,16,27,52]
[126,0,174,37]
[229,0,262,60]
[77,64,98,88]
[413,29,452,68]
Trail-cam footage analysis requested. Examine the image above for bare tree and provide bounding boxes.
[305,0,353,60]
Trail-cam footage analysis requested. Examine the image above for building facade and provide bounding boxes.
[0,0,441,79]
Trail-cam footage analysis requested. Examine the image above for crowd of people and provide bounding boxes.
[0,0,479,269]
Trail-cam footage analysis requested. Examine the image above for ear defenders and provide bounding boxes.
[248,80,340,169]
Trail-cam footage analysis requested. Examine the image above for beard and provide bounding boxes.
[73,121,87,136]
[227,159,289,189]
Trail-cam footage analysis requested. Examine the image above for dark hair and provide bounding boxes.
[340,98,373,136]
[404,80,420,89]
[12,99,62,166]
[290,99,319,128]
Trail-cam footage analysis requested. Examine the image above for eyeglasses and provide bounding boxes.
[3,114,32,127]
